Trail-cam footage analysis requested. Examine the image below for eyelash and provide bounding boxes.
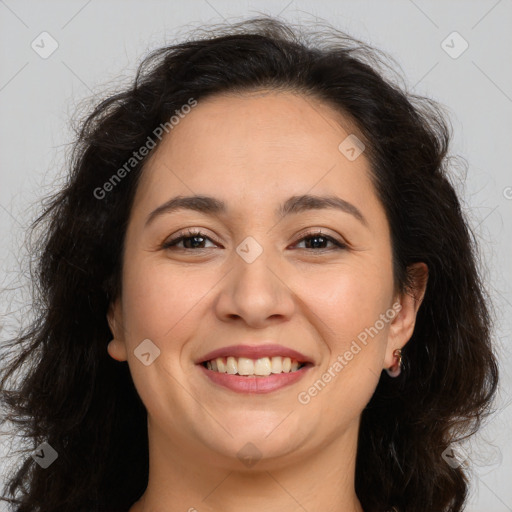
[161,229,347,252]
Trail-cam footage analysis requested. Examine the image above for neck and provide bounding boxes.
[129,417,364,512]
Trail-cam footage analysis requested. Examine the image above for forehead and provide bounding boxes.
[133,91,378,219]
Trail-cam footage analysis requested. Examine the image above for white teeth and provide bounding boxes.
[226,356,237,375]
[205,355,304,376]
[216,358,226,373]
[271,356,282,374]
[237,357,254,376]
[254,357,272,376]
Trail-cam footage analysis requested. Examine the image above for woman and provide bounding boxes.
[0,16,499,512]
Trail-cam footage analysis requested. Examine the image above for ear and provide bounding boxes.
[384,262,428,369]
[106,299,128,362]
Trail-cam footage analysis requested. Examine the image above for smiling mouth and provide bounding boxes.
[201,356,309,377]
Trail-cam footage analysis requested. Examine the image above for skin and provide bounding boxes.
[107,90,428,512]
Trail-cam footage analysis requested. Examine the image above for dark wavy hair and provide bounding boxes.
[0,15,499,512]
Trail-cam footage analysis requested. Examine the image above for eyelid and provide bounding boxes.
[161,227,348,251]
[161,228,221,249]
[291,229,348,250]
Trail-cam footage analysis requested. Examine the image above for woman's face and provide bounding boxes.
[108,90,421,469]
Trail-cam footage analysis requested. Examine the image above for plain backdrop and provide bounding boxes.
[0,1,511,511]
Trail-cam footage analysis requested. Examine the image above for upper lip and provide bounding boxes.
[196,344,314,365]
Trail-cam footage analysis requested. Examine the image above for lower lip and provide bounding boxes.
[197,364,312,394]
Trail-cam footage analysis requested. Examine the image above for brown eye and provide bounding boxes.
[162,230,218,250]
[293,231,347,251]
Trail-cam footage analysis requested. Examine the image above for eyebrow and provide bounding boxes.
[145,194,368,227]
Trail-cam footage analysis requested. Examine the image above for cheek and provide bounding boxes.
[297,269,392,418]
[299,259,394,344]
[120,258,215,343]
[118,259,215,410]
[297,255,394,401]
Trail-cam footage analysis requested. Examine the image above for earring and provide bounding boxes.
[385,348,402,378]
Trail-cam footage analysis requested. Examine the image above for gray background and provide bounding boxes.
[0,1,511,510]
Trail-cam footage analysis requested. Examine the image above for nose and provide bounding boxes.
[213,246,296,329]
